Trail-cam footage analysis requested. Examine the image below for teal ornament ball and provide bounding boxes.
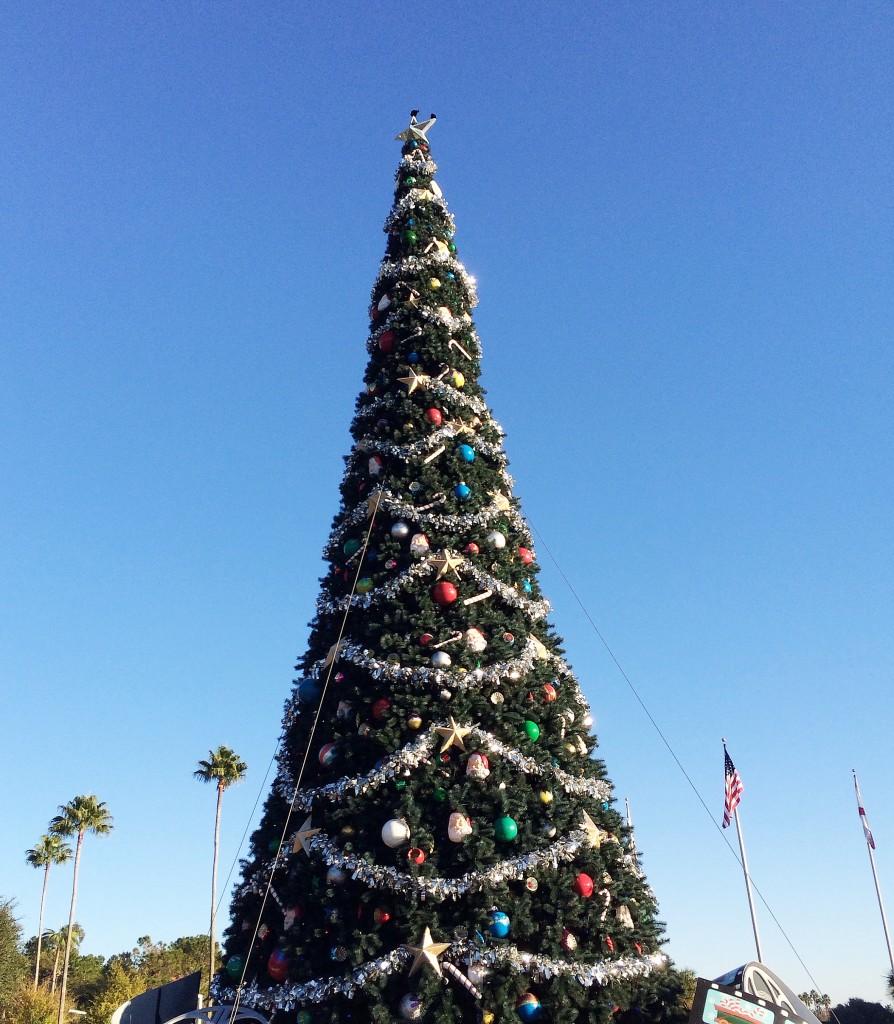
[454,482,471,500]
[225,954,244,980]
[357,577,374,594]
[516,993,542,1022]
[456,444,475,462]
[343,538,361,557]
[524,720,541,742]
[494,815,518,841]
[297,1013,313,1024]
[488,910,511,937]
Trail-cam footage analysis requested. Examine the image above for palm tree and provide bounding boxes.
[26,835,72,989]
[44,923,83,993]
[194,746,247,996]
[49,796,113,1024]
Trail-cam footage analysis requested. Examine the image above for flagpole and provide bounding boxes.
[732,804,764,963]
[854,770,894,974]
[723,738,763,963]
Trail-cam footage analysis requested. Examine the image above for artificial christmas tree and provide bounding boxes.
[216,113,679,1024]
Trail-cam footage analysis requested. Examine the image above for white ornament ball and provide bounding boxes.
[326,865,347,885]
[410,533,431,557]
[447,811,473,843]
[391,521,410,540]
[381,818,411,848]
[431,651,452,668]
[399,995,423,1021]
[486,531,506,550]
[583,713,594,729]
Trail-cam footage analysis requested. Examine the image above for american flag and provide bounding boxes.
[723,748,744,828]
[854,771,876,850]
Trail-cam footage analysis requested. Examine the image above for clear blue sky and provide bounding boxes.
[2,0,892,1008]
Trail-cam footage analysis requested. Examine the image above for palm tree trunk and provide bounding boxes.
[57,831,83,1024]
[34,863,50,989]
[209,781,223,998]
[52,940,61,993]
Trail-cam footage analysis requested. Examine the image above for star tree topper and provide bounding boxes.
[396,110,437,143]
[435,717,473,752]
[402,926,451,976]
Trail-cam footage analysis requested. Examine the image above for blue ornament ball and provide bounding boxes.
[488,910,511,937]
[407,352,419,363]
[456,444,475,463]
[516,993,542,1022]
[297,678,323,705]
[454,482,472,501]
[523,579,533,593]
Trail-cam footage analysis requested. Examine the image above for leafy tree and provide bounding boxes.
[829,999,894,1024]
[5,980,57,1024]
[25,836,72,989]
[0,898,27,1016]
[194,746,247,995]
[82,961,138,1024]
[218,116,679,1024]
[49,797,113,1024]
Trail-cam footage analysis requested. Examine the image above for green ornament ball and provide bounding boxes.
[267,838,281,853]
[394,780,407,790]
[402,229,418,244]
[494,815,518,841]
[404,176,417,185]
[297,1013,313,1024]
[524,720,541,742]
[343,538,361,557]
[225,954,244,980]
[433,787,447,803]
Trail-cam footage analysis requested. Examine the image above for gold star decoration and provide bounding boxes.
[402,926,451,976]
[398,368,430,394]
[292,815,321,856]
[366,487,384,517]
[396,110,437,143]
[578,811,608,849]
[429,550,465,579]
[435,717,473,752]
[488,490,512,512]
[529,635,550,660]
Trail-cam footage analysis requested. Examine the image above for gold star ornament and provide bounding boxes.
[402,926,451,976]
[396,110,437,143]
[292,815,321,856]
[429,550,465,579]
[398,368,430,394]
[488,489,512,512]
[435,717,473,752]
[578,811,608,849]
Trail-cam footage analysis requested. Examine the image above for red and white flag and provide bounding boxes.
[854,771,876,850]
[723,747,744,828]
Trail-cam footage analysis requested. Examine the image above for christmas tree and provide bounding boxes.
[217,113,678,1024]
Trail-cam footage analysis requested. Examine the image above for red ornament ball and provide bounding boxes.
[407,847,426,864]
[425,408,443,425]
[465,542,480,555]
[267,949,290,982]
[432,581,458,605]
[373,907,391,924]
[378,330,395,353]
[574,872,594,898]
[518,546,534,565]
[419,633,434,646]
[371,698,391,722]
[543,683,558,702]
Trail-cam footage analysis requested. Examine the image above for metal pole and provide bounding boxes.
[854,771,894,974]
[733,805,764,963]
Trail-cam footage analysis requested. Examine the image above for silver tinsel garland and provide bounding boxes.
[211,944,667,1009]
[280,723,612,811]
[357,423,505,465]
[315,555,550,619]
